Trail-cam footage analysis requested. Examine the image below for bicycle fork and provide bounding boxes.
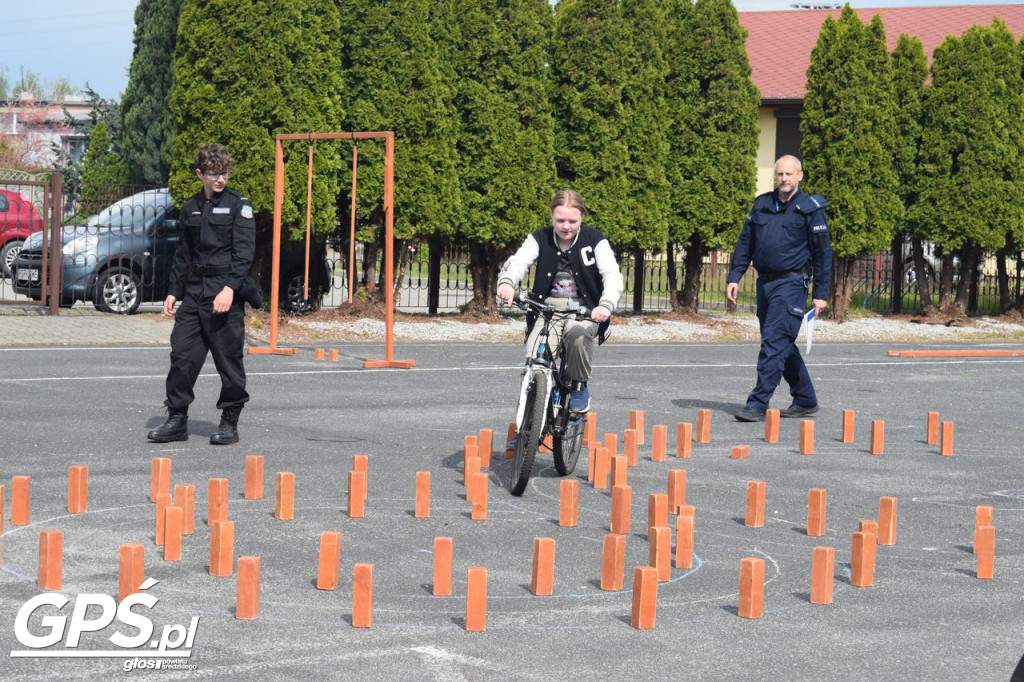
[515,365,552,434]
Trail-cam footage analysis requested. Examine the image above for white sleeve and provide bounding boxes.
[497,235,539,288]
[595,239,623,312]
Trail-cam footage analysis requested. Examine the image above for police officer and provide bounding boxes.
[496,189,623,413]
[148,143,255,444]
[726,155,831,422]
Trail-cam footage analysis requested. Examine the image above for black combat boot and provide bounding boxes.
[210,406,242,445]
[148,408,189,442]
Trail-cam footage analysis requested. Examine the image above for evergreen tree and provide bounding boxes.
[169,0,345,244]
[78,121,130,217]
[669,0,760,312]
[910,21,1024,314]
[801,7,902,321]
[122,0,183,185]
[448,0,557,310]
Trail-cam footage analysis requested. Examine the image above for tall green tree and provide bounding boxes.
[169,0,345,249]
[122,0,183,185]
[669,0,759,312]
[910,21,1024,314]
[78,121,130,217]
[448,0,556,310]
[801,6,902,321]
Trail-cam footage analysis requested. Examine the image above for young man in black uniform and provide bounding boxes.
[148,143,256,445]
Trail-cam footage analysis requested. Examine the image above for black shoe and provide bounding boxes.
[148,409,188,442]
[780,404,819,418]
[210,407,241,445]
[734,406,766,422]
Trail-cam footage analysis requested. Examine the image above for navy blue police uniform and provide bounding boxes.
[727,189,831,412]
[164,187,256,412]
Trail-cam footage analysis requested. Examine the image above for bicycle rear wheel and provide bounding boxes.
[510,368,546,496]
[553,410,586,476]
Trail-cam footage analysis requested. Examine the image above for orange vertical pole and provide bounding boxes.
[348,144,358,304]
[270,139,283,350]
[303,142,313,304]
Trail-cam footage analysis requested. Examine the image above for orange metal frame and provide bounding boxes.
[248,131,415,369]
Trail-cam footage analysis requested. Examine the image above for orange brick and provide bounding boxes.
[731,444,750,459]
[976,525,995,579]
[878,496,898,546]
[155,492,171,546]
[530,538,555,596]
[870,420,885,455]
[738,557,765,618]
[799,420,815,455]
[764,409,780,443]
[858,519,878,542]
[810,546,835,604]
[0,483,4,536]
[207,478,228,525]
[675,513,694,570]
[696,409,711,444]
[209,520,235,578]
[667,469,687,514]
[594,446,610,490]
[583,412,597,447]
[651,424,668,462]
[940,421,954,456]
[807,488,827,537]
[676,422,693,458]
[163,506,183,561]
[315,347,325,360]
[477,428,493,468]
[611,484,632,534]
[600,533,626,591]
[174,484,195,535]
[12,475,31,526]
[677,503,695,519]
[118,543,145,602]
[348,470,366,518]
[745,480,766,528]
[353,454,369,481]
[328,348,339,362]
[631,566,658,629]
[842,410,856,443]
[559,479,579,527]
[466,566,487,632]
[275,472,295,520]
[317,531,342,590]
[470,472,488,520]
[629,410,645,445]
[647,493,668,537]
[352,563,374,627]
[587,443,598,482]
[38,530,63,590]
[245,455,264,500]
[851,531,876,587]
[649,525,671,582]
[150,457,171,503]
[433,537,453,596]
[604,433,618,458]
[926,411,940,445]
[68,465,88,514]
[624,429,639,467]
[611,455,629,488]
[505,421,516,459]
[415,471,431,518]
[236,556,261,620]
[463,436,478,478]
[975,505,994,554]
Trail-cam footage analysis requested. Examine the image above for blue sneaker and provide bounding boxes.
[569,383,590,413]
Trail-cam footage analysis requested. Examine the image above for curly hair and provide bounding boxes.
[195,143,235,174]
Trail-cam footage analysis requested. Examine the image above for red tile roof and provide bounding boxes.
[740,4,1024,101]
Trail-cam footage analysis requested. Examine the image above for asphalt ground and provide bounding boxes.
[1,338,1023,680]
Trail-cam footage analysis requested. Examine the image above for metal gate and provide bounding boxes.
[0,173,62,313]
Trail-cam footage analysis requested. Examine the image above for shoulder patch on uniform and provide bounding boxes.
[241,205,253,219]
[812,224,827,232]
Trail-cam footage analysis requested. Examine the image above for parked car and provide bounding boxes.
[13,187,331,314]
[0,188,44,278]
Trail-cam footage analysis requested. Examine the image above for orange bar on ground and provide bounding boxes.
[675,514,694,570]
[600,533,626,591]
[478,428,493,468]
[587,443,598,482]
[926,411,940,445]
[415,471,430,518]
[236,556,261,620]
[745,480,766,528]
[611,455,628,488]
[163,506,183,561]
[433,537,453,596]
[667,469,687,513]
[630,566,658,629]
[651,424,667,462]
[531,537,556,596]
[647,493,668,537]
[275,472,295,520]
[583,412,597,448]
[810,546,835,604]
[12,475,31,526]
[604,433,618,458]
[807,488,827,537]
[328,348,340,362]
[68,465,88,514]
[764,409,780,443]
[624,429,639,467]
[155,492,171,546]
[466,567,487,632]
[118,543,145,602]
[629,410,645,445]
[871,420,885,455]
[676,422,693,458]
[851,531,876,587]
[150,457,171,503]
[738,557,765,619]
[611,485,632,535]
[207,478,228,525]
[352,563,374,627]
[842,410,856,443]
[878,496,898,545]
[470,472,488,520]
[887,349,1024,357]
[975,506,994,554]
[559,479,579,527]
[317,531,342,591]
[649,525,671,582]
[696,409,711,444]
[314,347,325,360]
[463,437,478,479]
[731,445,750,459]
[38,530,63,590]
[464,455,481,494]
[348,470,366,518]
[210,520,235,578]
[976,525,995,579]
[593,446,610,490]
[940,421,955,456]
[799,420,815,455]
[174,484,195,535]
[245,455,264,500]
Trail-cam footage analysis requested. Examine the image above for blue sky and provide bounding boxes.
[3,0,1023,100]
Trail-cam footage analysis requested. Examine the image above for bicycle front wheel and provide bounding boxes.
[553,411,586,476]
[510,368,547,496]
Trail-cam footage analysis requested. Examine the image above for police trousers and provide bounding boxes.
[746,274,816,410]
[164,294,249,411]
[524,298,599,383]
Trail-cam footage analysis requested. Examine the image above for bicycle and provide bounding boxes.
[505,292,590,496]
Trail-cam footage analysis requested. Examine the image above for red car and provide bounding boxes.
[0,188,44,278]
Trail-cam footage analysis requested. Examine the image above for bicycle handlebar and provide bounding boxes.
[500,292,590,320]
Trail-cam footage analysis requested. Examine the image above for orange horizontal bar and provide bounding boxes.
[887,349,1024,358]
[248,347,301,355]
[276,131,393,142]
